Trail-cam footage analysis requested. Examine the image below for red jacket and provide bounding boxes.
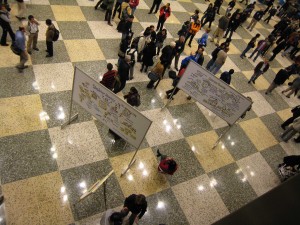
[159,6,171,20]
[129,0,139,8]
[158,158,178,175]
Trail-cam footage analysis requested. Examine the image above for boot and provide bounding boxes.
[156,149,162,157]
[0,196,4,205]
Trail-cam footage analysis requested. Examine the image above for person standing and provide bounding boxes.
[240,33,260,59]
[94,0,104,10]
[197,28,210,49]
[248,58,270,84]
[281,77,300,98]
[104,0,114,26]
[173,36,185,71]
[16,0,26,20]
[15,26,28,72]
[147,61,164,88]
[220,69,234,85]
[280,118,300,142]
[213,0,223,15]
[226,0,236,15]
[123,194,147,225]
[155,28,167,55]
[45,19,55,57]
[100,210,127,225]
[209,47,229,75]
[246,10,264,32]
[248,38,269,62]
[269,40,286,61]
[223,12,240,39]
[166,65,187,99]
[264,5,278,24]
[140,39,156,73]
[185,19,201,47]
[129,0,139,15]
[26,15,39,54]
[121,15,134,40]
[0,4,15,46]
[137,28,151,62]
[148,0,162,14]
[263,0,274,14]
[201,6,216,29]
[160,41,176,76]
[211,13,230,45]
[112,0,124,19]
[100,63,118,91]
[114,55,131,93]
[281,105,300,130]
[156,3,171,32]
[206,43,226,70]
[190,9,200,22]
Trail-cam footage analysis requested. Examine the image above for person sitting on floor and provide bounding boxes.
[156,149,178,175]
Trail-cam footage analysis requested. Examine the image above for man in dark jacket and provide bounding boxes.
[223,12,240,39]
[211,13,230,45]
[248,58,269,84]
[269,40,286,61]
[45,19,55,57]
[114,55,131,93]
[105,0,114,26]
[213,0,223,15]
[247,10,264,31]
[160,41,176,76]
[173,36,185,71]
[264,5,278,24]
[148,0,162,14]
[220,69,234,85]
[0,4,15,46]
[124,194,147,225]
[121,15,134,40]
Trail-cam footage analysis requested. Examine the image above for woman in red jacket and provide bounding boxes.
[129,0,139,15]
[157,149,178,175]
[156,3,171,32]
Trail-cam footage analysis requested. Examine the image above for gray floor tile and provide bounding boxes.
[229,54,254,71]
[97,39,121,59]
[0,129,58,184]
[49,0,78,5]
[57,21,94,40]
[81,6,105,21]
[208,163,257,213]
[131,22,145,36]
[172,11,192,24]
[40,90,93,128]
[261,144,287,179]
[31,40,71,65]
[236,26,253,39]
[26,5,55,21]
[138,188,189,225]
[134,9,158,23]
[60,160,124,221]
[259,89,290,111]
[231,72,257,93]
[167,102,212,136]
[163,23,182,38]
[231,39,249,52]
[153,139,205,186]
[0,67,38,98]
[260,113,284,142]
[256,28,271,39]
[268,58,283,68]
[263,68,276,83]
[180,2,198,13]
[73,60,107,82]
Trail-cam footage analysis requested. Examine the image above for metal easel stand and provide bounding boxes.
[161,86,178,111]
[121,147,139,177]
[61,69,79,129]
[212,123,233,149]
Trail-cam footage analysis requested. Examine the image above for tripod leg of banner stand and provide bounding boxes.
[103,181,107,210]
[121,148,139,177]
[212,124,232,149]
[123,141,128,150]
[161,87,177,110]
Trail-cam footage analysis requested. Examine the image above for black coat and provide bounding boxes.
[272,41,286,54]
[142,42,156,66]
[118,59,130,81]
[160,45,174,65]
[273,69,290,85]
[124,194,147,219]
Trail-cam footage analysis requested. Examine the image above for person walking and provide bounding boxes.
[104,0,114,26]
[211,13,230,45]
[223,12,240,39]
[190,9,200,22]
[156,149,178,175]
[112,0,124,20]
[248,58,270,84]
[269,40,286,61]
[197,28,210,49]
[155,28,167,55]
[15,0,26,20]
[140,39,156,73]
[156,3,171,31]
[148,0,162,14]
[248,38,269,62]
[209,47,229,75]
[220,69,234,85]
[213,0,223,15]
[123,194,147,225]
[100,63,118,91]
[281,105,300,130]
[281,77,300,98]
[185,19,201,47]
[114,55,131,93]
[264,5,278,24]
[45,19,55,57]
[173,36,185,70]
[0,4,15,46]
[200,3,214,25]
[26,15,39,54]
[201,6,216,29]
[226,0,236,16]
[280,117,300,142]
[263,0,274,14]
[15,26,28,72]
[246,10,264,32]
[240,33,260,58]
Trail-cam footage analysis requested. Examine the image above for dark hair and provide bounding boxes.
[227,13,231,17]
[136,194,146,205]
[229,69,235,74]
[130,87,138,94]
[168,159,177,172]
[46,19,52,25]
[107,63,113,71]
[110,212,124,225]
[19,26,25,31]
[195,9,199,14]
[28,15,34,20]
[150,25,154,29]
[128,15,134,19]
[255,33,261,38]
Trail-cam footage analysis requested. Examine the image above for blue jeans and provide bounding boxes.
[206,59,215,70]
[209,62,222,75]
[241,45,251,57]
[249,71,263,82]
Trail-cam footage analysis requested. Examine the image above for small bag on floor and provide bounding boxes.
[148,72,159,82]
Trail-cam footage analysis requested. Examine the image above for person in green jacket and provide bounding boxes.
[105,0,115,26]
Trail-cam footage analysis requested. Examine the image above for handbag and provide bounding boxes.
[148,72,159,82]
[10,43,21,55]
[168,70,177,79]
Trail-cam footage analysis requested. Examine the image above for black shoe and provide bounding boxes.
[156,149,161,157]
[46,54,53,58]
[175,67,179,71]
[33,47,39,51]
[1,43,9,46]
[188,44,192,47]
[148,12,152,14]
[140,69,143,72]
[187,96,192,100]
[0,196,4,205]
[28,51,32,55]
[252,80,255,84]
[281,124,286,130]
[248,80,251,84]
[294,138,300,143]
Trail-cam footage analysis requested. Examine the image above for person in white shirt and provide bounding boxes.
[26,15,39,54]
[100,208,128,225]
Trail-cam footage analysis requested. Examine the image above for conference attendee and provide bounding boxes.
[112,0,124,19]
[140,39,156,73]
[123,194,147,225]
[264,5,278,24]
[156,149,178,175]
[269,40,286,61]
[213,0,223,15]
[148,0,162,14]
[166,64,187,99]
[155,28,167,55]
[246,10,264,32]
[156,3,171,31]
[100,63,118,91]
[121,15,134,40]
[121,0,132,21]
[147,61,164,89]
[185,19,201,48]
[240,33,260,59]
[15,26,28,72]
[160,41,176,76]
[114,55,131,93]
[200,3,214,25]
[137,28,151,62]
[15,0,26,20]
[223,12,240,40]
[220,69,234,85]
[26,15,39,54]
[94,0,104,10]
[104,0,114,26]
[173,36,185,71]
[248,38,269,62]
[209,47,229,75]
[201,5,216,29]
[281,105,300,130]
[124,87,141,107]
[206,43,226,70]
[100,209,128,225]
[281,77,300,98]
[248,58,270,84]
[226,0,236,16]
[280,117,300,142]
[211,13,230,45]
[129,0,139,15]
[190,9,200,22]
[197,28,210,49]
[0,4,15,46]
[45,19,55,57]
[263,0,274,14]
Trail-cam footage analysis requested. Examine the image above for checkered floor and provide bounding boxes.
[0,0,299,224]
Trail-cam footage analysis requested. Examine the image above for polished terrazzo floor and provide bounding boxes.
[0,0,300,224]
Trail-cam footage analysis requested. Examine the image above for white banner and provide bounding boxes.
[72,67,152,149]
[177,61,252,125]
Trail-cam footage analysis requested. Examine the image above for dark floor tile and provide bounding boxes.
[236,26,253,39]
[134,9,158,23]
[81,6,105,21]
[229,54,254,71]
[259,89,290,111]
[153,139,205,186]
[73,60,107,81]
[26,5,55,21]
[268,57,283,68]
[172,11,192,24]
[138,188,189,225]
[168,102,212,136]
[216,125,258,161]
[180,2,198,13]
[40,90,93,128]
[0,129,58,184]
[49,0,78,5]
[260,113,284,142]
[57,21,94,40]
[60,160,124,221]
[31,40,71,65]
[208,163,257,213]
[0,67,38,98]
[256,28,271,39]
[163,23,182,38]
[261,144,287,179]
[131,22,145,36]
[97,39,121,59]
[231,72,257,93]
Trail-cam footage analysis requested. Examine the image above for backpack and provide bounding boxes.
[131,36,141,50]
[10,42,21,55]
[52,28,60,42]
[121,6,130,21]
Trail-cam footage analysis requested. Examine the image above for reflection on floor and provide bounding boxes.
[0,0,299,224]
